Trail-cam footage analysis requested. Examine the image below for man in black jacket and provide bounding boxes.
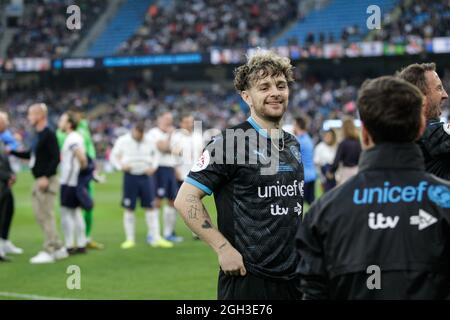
[397,63,449,180]
[0,112,22,261]
[297,76,450,299]
[10,104,68,264]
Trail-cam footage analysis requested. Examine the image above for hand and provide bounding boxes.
[145,167,156,176]
[218,244,247,277]
[4,147,11,155]
[122,164,131,172]
[7,175,16,187]
[326,171,334,180]
[37,176,49,191]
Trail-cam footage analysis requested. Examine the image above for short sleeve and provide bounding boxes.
[186,135,234,196]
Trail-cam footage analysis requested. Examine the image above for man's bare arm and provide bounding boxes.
[174,182,246,276]
[74,148,88,169]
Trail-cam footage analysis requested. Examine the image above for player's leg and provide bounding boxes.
[0,189,23,255]
[84,182,104,249]
[141,175,173,248]
[0,188,23,254]
[0,190,10,261]
[60,206,76,254]
[163,168,182,242]
[30,177,67,264]
[121,173,137,249]
[62,185,84,254]
[74,208,87,253]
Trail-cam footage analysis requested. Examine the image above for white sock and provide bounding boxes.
[163,206,177,238]
[0,239,5,257]
[145,209,161,242]
[123,211,135,242]
[74,208,87,248]
[61,206,75,249]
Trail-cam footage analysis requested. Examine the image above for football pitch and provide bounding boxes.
[0,171,219,300]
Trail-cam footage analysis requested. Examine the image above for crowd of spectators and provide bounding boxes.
[117,0,299,55]
[5,0,107,59]
[4,0,450,59]
[372,0,450,43]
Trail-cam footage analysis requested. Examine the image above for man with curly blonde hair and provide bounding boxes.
[175,50,304,299]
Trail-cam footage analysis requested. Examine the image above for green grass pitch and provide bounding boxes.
[0,172,219,300]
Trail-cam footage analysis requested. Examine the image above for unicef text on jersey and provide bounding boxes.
[353,181,450,208]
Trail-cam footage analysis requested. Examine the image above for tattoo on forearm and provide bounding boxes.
[202,220,213,229]
[187,204,200,220]
[185,194,199,203]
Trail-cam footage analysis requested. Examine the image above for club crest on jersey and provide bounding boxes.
[289,145,302,164]
[428,185,450,208]
[191,150,210,172]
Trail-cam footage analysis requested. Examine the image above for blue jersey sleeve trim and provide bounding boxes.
[185,177,213,195]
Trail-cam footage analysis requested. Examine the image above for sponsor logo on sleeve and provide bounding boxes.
[443,123,450,135]
[191,150,210,172]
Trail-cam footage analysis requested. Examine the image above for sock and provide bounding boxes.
[0,238,5,256]
[84,182,94,238]
[123,211,135,242]
[163,206,177,238]
[60,206,75,249]
[145,209,161,242]
[83,209,93,239]
[75,208,87,248]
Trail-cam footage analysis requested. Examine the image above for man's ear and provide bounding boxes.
[417,104,427,139]
[240,90,252,108]
[361,123,374,149]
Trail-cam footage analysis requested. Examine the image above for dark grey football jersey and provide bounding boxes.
[187,117,304,280]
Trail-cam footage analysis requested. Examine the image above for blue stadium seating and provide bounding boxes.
[87,0,156,57]
[274,0,398,46]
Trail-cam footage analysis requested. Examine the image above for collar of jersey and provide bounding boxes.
[247,116,270,139]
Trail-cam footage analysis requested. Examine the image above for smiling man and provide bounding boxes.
[397,63,449,180]
[175,50,304,300]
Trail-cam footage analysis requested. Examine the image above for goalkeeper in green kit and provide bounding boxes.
[57,109,104,250]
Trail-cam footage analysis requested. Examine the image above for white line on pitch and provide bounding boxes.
[0,292,77,300]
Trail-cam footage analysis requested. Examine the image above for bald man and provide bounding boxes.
[10,104,68,264]
[0,112,22,261]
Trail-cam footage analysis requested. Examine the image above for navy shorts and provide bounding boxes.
[122,173,155,210]
[154,166,179,200]
[60,185,80,209]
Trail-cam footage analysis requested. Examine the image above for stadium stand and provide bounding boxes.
[115,0,300,55]
[274,0,398,46]
[5,0,107,59]
[371,0,450,42]
[87,0,155,57]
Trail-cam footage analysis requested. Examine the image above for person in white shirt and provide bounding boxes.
[313,129,337,193]
[171,113,204,240]
[59,111,88,254]
[147,111,183,243]
[172,113,203,184]
[110,121,173,249]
